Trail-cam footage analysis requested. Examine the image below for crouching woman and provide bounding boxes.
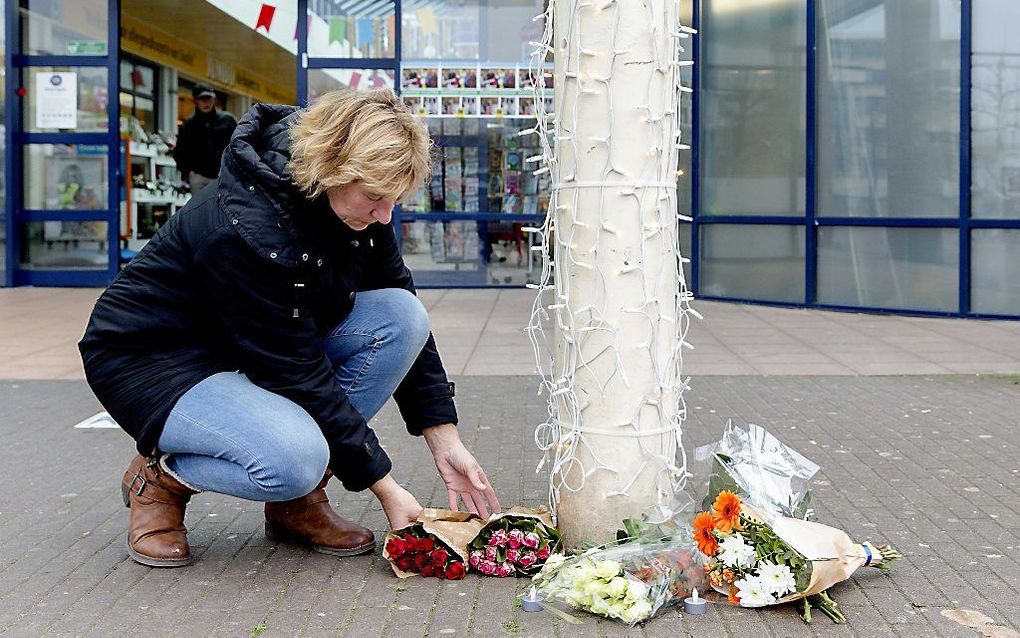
[79,89,499,567]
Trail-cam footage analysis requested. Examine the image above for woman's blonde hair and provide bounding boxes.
[289,88,432,201]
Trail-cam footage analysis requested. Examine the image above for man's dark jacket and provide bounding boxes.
[173,108,237,179]
[80,104,457,492]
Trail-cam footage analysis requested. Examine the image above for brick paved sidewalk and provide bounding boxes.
[1,375,1019,637]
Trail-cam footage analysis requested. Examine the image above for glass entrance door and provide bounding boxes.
[8,0,119,286]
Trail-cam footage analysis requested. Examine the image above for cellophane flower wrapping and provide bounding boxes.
[468,506,563,577]
[695,421,820,520]
[530,537,708,625]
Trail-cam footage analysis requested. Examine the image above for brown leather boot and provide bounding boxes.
[264,470,375,557]
[120,454,198,567]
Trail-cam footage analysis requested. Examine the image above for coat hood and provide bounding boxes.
[221,103,303,212]
[216,103,325,267]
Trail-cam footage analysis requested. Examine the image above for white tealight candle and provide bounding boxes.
[683,587,707,615]
[522,585,544,613]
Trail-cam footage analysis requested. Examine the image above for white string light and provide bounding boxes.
[524,0,699,532]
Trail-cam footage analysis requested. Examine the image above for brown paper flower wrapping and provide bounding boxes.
[738,504,877,602]
[384,508,485,578]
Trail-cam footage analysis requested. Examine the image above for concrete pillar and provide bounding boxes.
[530,0,696,548]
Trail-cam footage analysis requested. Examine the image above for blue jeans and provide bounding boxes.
[157,288,430,501]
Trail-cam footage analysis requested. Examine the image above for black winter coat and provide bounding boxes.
[80,104,457,492]
[173,108,238,179]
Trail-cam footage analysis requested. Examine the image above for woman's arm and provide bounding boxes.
[424,423,501,518]
[370,474,424,529]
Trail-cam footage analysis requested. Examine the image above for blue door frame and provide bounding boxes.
[5,0,122,287]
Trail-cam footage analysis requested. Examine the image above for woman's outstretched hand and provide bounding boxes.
[423,423,501,518]
[370,474,424,530]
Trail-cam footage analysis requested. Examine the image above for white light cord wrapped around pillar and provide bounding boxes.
[525,0,699,548]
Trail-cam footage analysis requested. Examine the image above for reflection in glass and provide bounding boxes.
[25,66,108,132]
[20,0,108,56]
[307,68,395,103]
[308,0,395,58]
[401,1,481,60]
[817,227,958,312]
[483,1,544,63]
[701,0,806,216]
[23,144,109,210]
[972,1,1020,219]
[699,224,805,303]
[21,221,108,270]
[817,0,960,217]
[972,229,1020,315]
[400,0,542,62]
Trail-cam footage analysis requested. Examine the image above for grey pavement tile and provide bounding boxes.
[2,376,1020,636]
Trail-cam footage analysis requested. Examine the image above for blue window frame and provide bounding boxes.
[690,0,1017,319]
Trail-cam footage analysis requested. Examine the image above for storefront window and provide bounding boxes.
[700,0,806,216]
[23,66,108,133]
[972,229,1020,315]
[399,220,541,286]
[120,58,158,133]
[677,2,694,219]
[817,227,958,312]
[402,1,481,61]
[0,0,6,284]
[20,221,109,270]
[972,0,1020,219]
[22,144,109,211]
[308,0,395,58]
[20,0,108,56]
[401,1,542,63]
[817,0,960,218]
[699,224,805,303]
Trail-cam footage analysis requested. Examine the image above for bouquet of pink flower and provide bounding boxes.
[384,508,484,580]
[467,506,562,577]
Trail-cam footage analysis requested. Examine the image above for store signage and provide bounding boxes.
[35,72,78,130]
[120,17,208,80]
[120,16,294,105]
[67,40,108,56]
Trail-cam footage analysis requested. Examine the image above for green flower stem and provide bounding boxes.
[800,598,812,624]
[815,591,847,623]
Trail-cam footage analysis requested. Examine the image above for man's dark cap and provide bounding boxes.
[192,82,216,99]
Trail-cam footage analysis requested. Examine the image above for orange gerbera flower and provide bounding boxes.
[727,585,740,604]
[692,511,719,556]
[712,490,742,533]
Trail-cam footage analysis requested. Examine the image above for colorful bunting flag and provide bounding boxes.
[255,3,276,32]
[328,16,346,45]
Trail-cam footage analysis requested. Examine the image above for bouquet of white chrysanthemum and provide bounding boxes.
[531,538,707,625]
[694,491,901,622]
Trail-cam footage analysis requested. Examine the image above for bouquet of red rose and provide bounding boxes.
[468,506,562,577]
[384,509,484,580]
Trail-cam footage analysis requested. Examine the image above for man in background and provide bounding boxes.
[174,83,237,195]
